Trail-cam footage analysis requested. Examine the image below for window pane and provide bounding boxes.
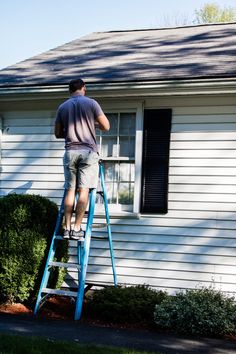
[105,182,117,204]
[119,163,134,182]
[96,129,100,138]
[101,137,118,157]
[120,113,136,135]
[104,162,118,182]
[118,183,134,205]
[119,137,135,157]
[103,162,118,205]
[104,113,118,136]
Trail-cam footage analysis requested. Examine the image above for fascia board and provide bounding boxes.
[0,78,236,101]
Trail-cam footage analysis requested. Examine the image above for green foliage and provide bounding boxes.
[194,3,236,24]
[86,285,167,324]
[154,287,236,336]
[0,193,64,303]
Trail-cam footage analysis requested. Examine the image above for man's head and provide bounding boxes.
[69,78,86,94]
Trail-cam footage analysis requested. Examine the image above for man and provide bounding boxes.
[54,78,110,240]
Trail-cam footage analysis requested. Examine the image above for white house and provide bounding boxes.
[0,22,236,295]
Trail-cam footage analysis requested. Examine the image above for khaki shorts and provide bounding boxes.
[63,149,99,189]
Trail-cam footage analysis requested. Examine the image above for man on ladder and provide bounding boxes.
[34,84,114,320]
[54,78,110,240]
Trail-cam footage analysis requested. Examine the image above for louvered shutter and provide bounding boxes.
[141,109,172,213]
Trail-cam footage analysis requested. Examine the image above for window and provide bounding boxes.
[97,112,136,211]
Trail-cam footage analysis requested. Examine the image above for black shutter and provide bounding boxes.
[141,109,172,214]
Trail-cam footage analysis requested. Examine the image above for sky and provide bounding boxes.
[0,0,236,70]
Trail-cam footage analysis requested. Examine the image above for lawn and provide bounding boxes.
[0,334,160,354]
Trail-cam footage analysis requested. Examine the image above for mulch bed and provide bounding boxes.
[0,296,154,330]
[0,297,74,321]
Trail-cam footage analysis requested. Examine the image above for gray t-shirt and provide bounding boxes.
[55,95,103,152]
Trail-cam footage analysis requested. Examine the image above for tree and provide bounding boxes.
[157,2,236,28]
[158,12,191,27]
[194,2,236,24]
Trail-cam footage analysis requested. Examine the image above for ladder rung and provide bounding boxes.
[91,235,108,240]
[55,236,85,242]
[42,288,78,297]
[92,223,107,228]
[48,261,80,269]
[55,235,63,240]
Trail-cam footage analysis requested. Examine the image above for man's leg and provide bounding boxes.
[64,188,76,231]
[73,187,89,232]
[63,150,77,237]
[71,150,99,240]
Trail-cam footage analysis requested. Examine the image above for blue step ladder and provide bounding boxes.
[34,162,117,320]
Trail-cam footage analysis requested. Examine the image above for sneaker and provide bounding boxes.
[63,229,70,239]
[70,229,85,241]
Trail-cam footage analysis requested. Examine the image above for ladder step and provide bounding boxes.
[42,288,78,297]
[91,235,109,240]
[55,235,64,240]
[92,223,107,228]
[48,261,80,269]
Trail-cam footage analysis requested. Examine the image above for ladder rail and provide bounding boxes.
[74,187,96,320]
[99,163,117,286]
[34,190,66,314]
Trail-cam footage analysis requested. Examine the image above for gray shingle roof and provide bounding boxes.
[0,22,236,87]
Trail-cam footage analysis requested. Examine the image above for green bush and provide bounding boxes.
[154,287,236,336]
[86,285,167,325]
[0,193,66,303]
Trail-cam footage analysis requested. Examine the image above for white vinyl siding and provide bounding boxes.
[1,99,236,295]
[169,108,236,214]
[0,111,64,202]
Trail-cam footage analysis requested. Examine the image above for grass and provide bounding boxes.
[0,334,160,354]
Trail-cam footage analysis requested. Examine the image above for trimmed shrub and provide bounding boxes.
[86,285,167,325]
[0,193,66,303]
[154,287,236,336]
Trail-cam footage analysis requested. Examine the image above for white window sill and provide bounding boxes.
[93,211,140,219]
[94,204,140,219]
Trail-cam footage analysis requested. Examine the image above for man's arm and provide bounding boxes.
[95,113,110,131]
[54,121,65,138]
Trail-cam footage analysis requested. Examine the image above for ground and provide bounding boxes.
[1,297,236,340]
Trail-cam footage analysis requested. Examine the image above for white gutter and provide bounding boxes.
[0,78,236,100]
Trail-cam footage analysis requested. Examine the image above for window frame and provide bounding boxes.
[95,102,143,215]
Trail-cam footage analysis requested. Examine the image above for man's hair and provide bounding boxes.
[69,78,85,93]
